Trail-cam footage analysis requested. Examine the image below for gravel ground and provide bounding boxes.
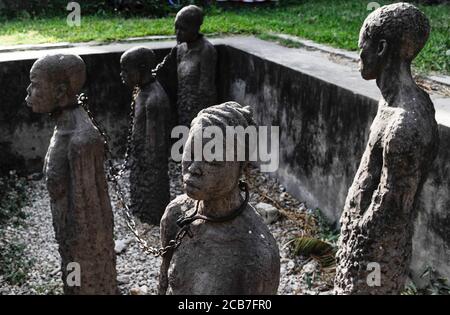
[0,161,334,295]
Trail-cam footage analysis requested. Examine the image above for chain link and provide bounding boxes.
[151,46,176,78]
[76,48,185,257]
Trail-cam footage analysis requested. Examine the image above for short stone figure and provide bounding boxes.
[334,3,439,295]
[120,47,171,225]
[174,5,217,126]
[26,54,118,294]
[158,102,280,295]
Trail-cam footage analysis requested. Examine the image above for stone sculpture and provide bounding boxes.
[158,102,280,295]
[26,54,118,294]
[120,47,171,225]
[174,5,217,126]
[334,3,439,295]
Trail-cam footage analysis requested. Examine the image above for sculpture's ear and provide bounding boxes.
[377,39,388,58]
[55,83,68,101]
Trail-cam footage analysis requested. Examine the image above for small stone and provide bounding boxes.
[255,202,280,224]
[298,203,307,212]
[302,260,319,274]
[27,172,43,181]
[287,260,295,270]
[130,285,148,295]
[115,238,131,254]
[117,275,130,284]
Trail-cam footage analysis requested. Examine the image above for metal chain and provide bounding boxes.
[79,91,185,257]
[151,46,176,78]
[75,48,185,257]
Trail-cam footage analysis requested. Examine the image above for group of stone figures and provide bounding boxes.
[24,3,439,295]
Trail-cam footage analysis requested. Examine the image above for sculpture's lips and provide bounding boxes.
[184,178,200,190]
[25,96,32,108]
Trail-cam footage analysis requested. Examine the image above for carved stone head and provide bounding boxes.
[120,46,156,89]
[358,2,430,80]
[182,102,255,201]
[26,54,86,113]
[175,5,204,44]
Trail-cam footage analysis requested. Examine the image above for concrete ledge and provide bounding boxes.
[272,33,450,90]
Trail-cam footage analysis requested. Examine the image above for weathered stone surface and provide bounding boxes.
[334,3,439,295]
[121,47,171,224]
[174,5,217,126]
[26,54,118,294]
[159,102,280,295]
[114,238,132,254]
[255,202,280,224]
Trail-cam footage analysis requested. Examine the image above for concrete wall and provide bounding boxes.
[0,37,448,284]
[0,48,174,174]
[217,47,378,224]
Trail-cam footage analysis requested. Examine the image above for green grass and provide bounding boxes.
[0,0,448,74]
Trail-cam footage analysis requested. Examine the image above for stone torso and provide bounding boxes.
[44,107,117,294]
[129,80,171,224]
[160,195,280,295]
[335,90,439,294]
[177,36,217,126]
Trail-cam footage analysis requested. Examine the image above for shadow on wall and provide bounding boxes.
[0,49,176,176]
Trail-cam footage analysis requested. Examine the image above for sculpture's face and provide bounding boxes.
[175,17,199,44]
[182,128,241,201]
[358,31,387,81]
[120,62,139,89]
[26,67,58,113]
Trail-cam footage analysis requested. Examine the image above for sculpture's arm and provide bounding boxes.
[158,198,184,295]
[155,45,177,78]
[344,142,383,217]
[358,125,422,236]
[144,87,171,152]
[155,46,178,105]
[158,195,196,295]
[67,132,112,224]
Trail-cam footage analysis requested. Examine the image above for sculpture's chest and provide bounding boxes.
[177,50,201,79]
[44,132,70,199]
[170,222,244,267]
[368,107,402,148]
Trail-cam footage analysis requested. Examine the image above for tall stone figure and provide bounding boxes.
[26,54,118,294]
[334,3,439,295]
[174,5,217,126]
[158,102,280,295]
[120,47,171,224]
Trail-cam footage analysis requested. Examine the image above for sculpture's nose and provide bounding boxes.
[187,161,202,176]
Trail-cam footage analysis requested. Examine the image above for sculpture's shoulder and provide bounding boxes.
[383,108,425,158]
[160,194,196,244]
[162,194,196,220]
[68,111,104,158]
[142,80,171,109]
[199,37,216,58]
[241,204,279,246]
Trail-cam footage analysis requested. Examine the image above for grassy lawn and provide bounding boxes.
[0,0,448,74]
